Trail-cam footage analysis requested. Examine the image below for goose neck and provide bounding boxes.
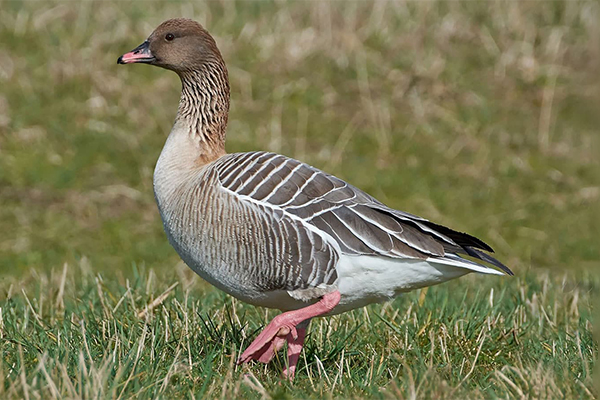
[176,63,230,162]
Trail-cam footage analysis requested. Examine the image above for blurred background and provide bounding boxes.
[1,1,598,276]
[0,1,598,397]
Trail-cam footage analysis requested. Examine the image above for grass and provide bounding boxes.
[1,263,597,398]
[0,0,598,398]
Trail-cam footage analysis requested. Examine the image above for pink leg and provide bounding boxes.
[237,291,341,377]
[282,323,307,379]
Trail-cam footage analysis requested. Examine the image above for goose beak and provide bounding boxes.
[117,41,155,64]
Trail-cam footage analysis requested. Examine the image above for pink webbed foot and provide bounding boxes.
[237,291,341,379]
[238,317,299,364]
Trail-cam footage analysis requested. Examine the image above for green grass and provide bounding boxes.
[1,264,597,398]
[0,0,598,398]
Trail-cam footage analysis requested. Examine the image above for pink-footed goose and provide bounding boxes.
[118,18,512,379]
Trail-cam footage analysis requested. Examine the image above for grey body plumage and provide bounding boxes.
[154,146,511,311]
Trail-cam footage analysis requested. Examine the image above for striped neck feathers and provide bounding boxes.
[176,61,230,164]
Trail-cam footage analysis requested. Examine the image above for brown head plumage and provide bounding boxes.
[118,18,224,73]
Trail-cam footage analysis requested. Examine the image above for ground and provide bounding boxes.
[0,1,598,398]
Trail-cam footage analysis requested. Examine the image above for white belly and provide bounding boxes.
[246,255,473,314]
[330,255,470,314]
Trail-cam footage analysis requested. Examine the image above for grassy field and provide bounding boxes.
[0,0,598,398]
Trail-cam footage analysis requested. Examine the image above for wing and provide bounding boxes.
[214,151,513,283]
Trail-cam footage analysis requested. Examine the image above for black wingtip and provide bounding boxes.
[419,220,495,253]
[465,247,514,276]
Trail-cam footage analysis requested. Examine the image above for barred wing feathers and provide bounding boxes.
[215,151,512,289]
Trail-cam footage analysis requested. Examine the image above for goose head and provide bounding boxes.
[117,18,223,73]
[118,19,230,162]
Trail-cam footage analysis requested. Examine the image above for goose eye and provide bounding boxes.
[165,33,175,41]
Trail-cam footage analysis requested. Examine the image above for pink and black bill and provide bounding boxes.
[117,41,155,64]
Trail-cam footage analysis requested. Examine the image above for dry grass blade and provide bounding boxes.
[137,282,179,319]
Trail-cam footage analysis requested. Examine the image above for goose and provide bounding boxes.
[118,18,513,379]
